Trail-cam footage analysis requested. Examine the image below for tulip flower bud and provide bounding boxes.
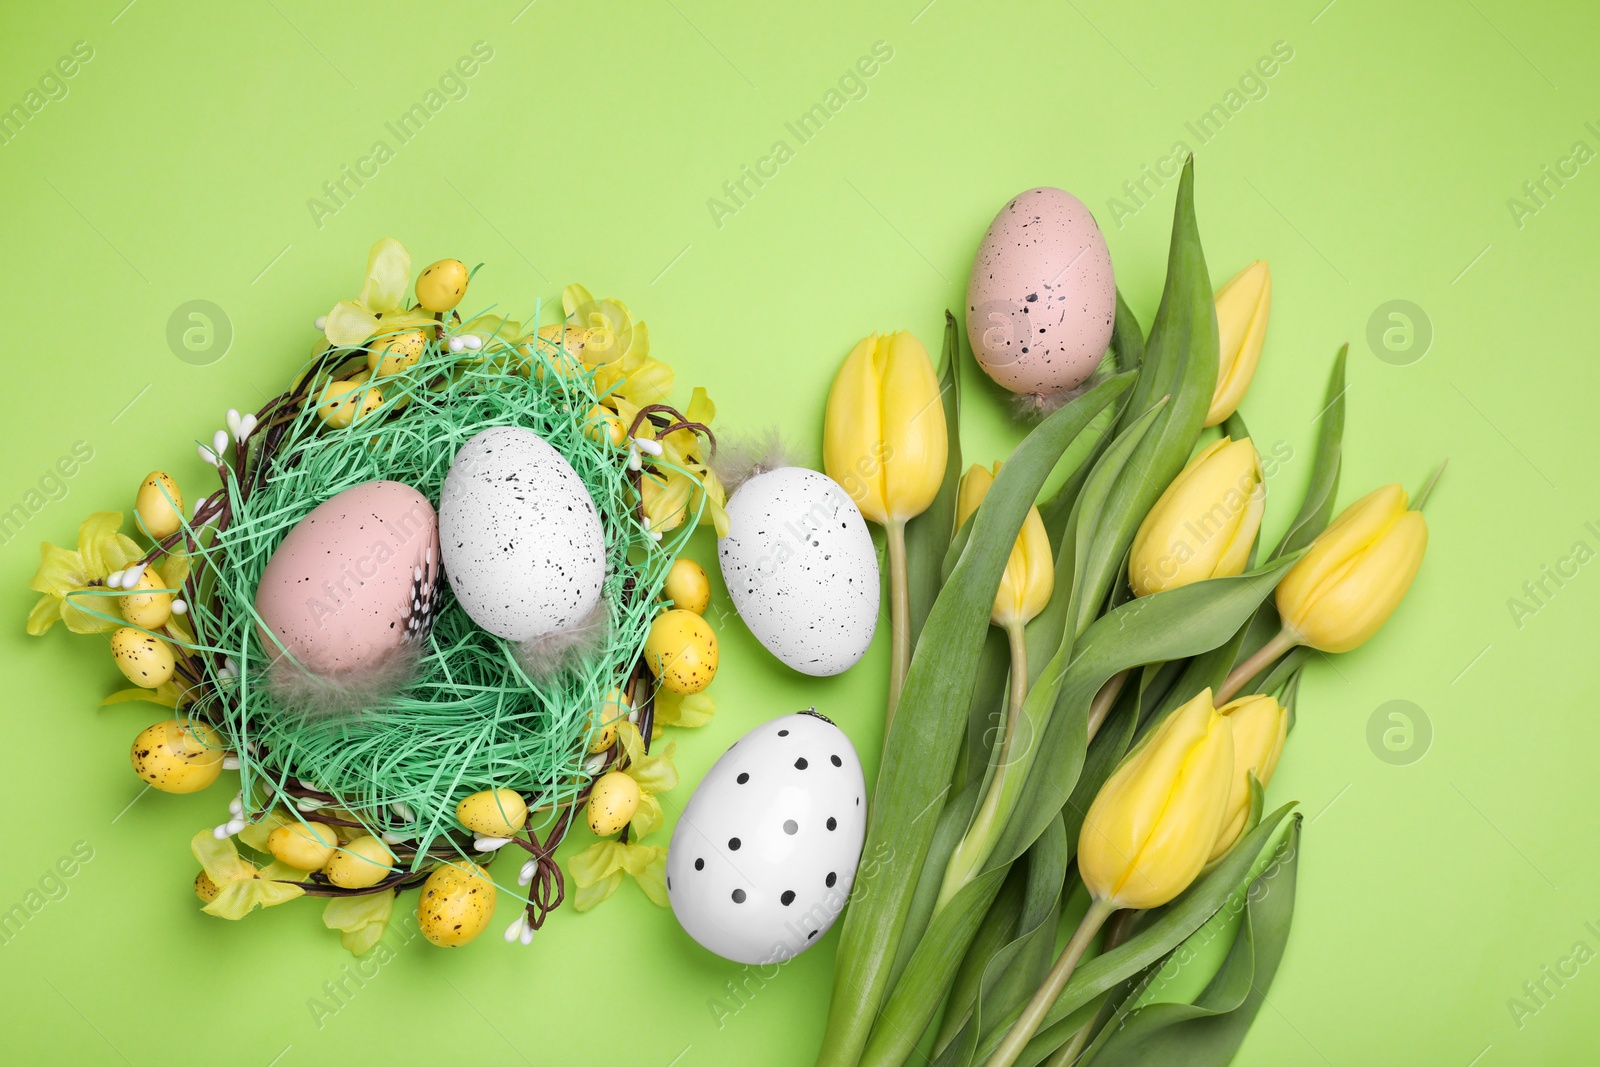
[1275,484,1427,653]
[1207,694,1288,863]
[823,331,948,527]
[1205,261,1271,427]
[1078,688,1235,910]
[1129,437,1265,597]
[956,463,1053,628]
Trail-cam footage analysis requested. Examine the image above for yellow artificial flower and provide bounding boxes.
[323,238,437,348]
[1078,688,1235,910]
[567,720,679,911]
[189,830,305,920]
[1207,694,1289,863]
[956,462,1053,628]
[823,331,948,527]
[323,891,395,955]
[27,513,145,635]
[99,680,189,709]
[568,839,668,911]
[1129,437,1265,596]
[1275,484,1428,653]
[652,690,716,738]
[617,387,730,538]
[1205,261,1271,427]
[615,719,679,839]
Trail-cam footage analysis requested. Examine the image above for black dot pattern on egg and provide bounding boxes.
[437,427,606,643]
[667,713,869,964]
[716,468,879,677]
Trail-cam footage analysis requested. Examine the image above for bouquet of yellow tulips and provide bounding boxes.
[817,159,1434,1067]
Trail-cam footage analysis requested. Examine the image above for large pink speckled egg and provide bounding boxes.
[966,187,1116,397]
[254,480,440,678]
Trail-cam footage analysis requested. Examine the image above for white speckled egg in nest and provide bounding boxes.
[438,426,607,675]
[717,467,877,676]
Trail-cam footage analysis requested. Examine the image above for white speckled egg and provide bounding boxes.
[438,427,605,641]
[667,710,866,964]
[717,467,877,676]
[966,186,1116,396]
[254,480,440,678]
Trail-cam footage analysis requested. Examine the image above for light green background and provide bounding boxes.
[2,1,1595,1064]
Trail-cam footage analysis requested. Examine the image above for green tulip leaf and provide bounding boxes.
[966,805,1299,1066]
[1272,344,1346,560]
[867,817,1067,1067]
[887,779,981,991]
[819,372,1135,1067]
[1037,414,1116,545]
[992,553,1299,870]
[961,629,1013,793]
[1111,289,1145,373]
[1077,817,1303,1067]
[906,310,965,648]
[938,865,1031,1054]
[1074,159,1218,643]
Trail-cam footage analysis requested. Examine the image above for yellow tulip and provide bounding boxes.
[823,330,947,721]
[1205,261,1271,427]
[993,689,1237,1067]
[1129,437,1264,597]
[1207,694,1288,863]
[823,331,947,527]
[1275,484,1428,653]
[1078,688,1235,910]
[957,463,1053,628]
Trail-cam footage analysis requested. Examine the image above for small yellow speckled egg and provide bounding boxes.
[119,567,173,629]
[583,405,626,447]
[323,835,396,889]
[194,865,254,903]
[367,329,429,376]
[456,789,528,837]
[533,323,588,376]
[316,380,383,429]
[416,259,469,313]
[267,821,338,870]
[111,626,176,688]
[131,718,223,794]
[135,472,184,540]
[416,861,497,947]
[644,609,718,694]
[586,770,641,836]
[662,558,711,614]
[587,686,629,754]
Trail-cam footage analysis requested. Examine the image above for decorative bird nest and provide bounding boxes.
[28,245,725,950]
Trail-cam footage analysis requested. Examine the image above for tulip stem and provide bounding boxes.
[986,899,1117,1067]
[1086,670,1130,737]
[1216,628,1298,703]
[935,620,1028,912]
[883,519,911,738]
[1044,910,1140,1067]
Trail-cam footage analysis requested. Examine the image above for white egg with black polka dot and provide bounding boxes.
[666,709,867,965]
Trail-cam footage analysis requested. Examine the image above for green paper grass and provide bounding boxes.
[178,334,692,869]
